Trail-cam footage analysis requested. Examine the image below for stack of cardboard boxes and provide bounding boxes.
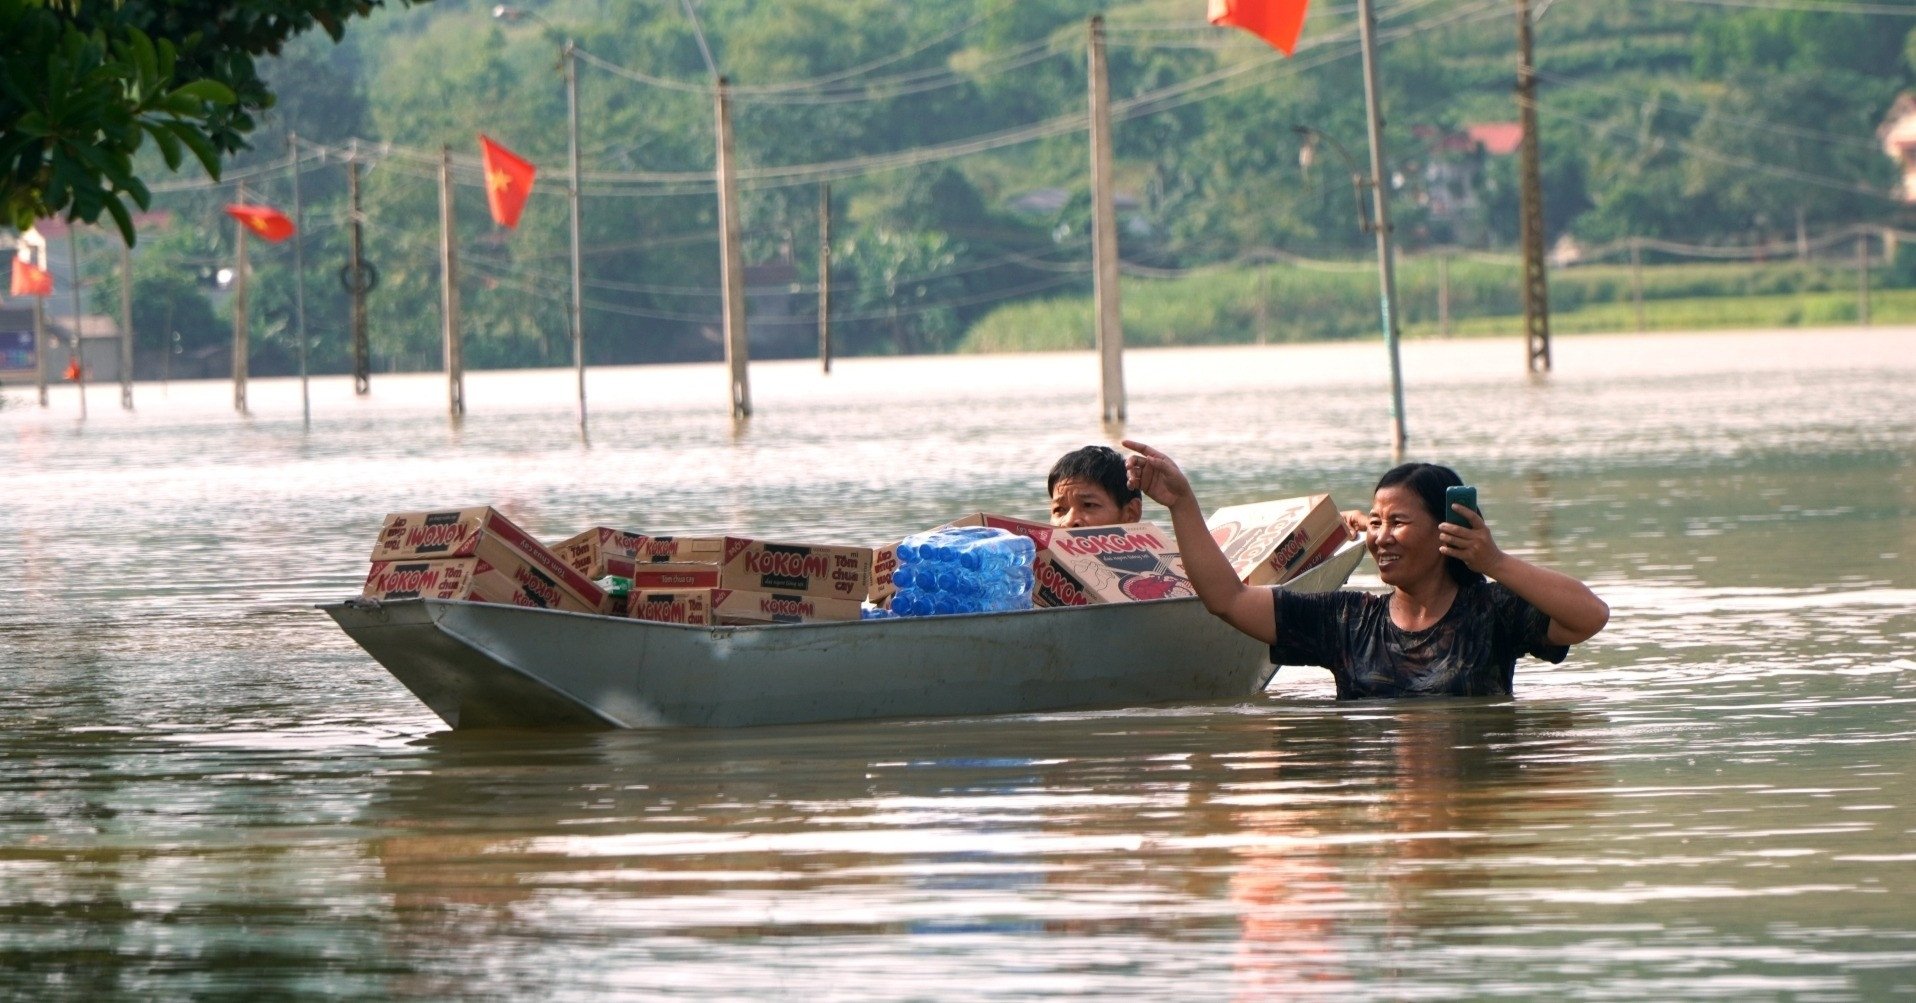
[362,507,605,614]
[358,492,1349,626]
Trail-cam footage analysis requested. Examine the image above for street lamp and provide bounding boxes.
[494,4,587,431]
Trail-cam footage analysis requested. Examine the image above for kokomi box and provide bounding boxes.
[719,537,871,601]
[362,550,599,615]
[635,536,727,565]
[370,506,605,612]
[1032,521,1197,607]
[629,562,721,590]
[869,513,1055,606]
[1205,494,1351,587]
[554,527,649,580]
[627,588,715,625]
[711,587,863,626]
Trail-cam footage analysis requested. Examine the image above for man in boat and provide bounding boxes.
[1050,444,1369,537]
[1047,445,1144,528]
[1122,439,1609,699]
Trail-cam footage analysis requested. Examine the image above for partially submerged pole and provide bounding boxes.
[67,225,87,419]
[818,181,832,374]
[33,298,48,407]
[290,134,311,428]
[565,40,588,429]
[715,75,751,419]
[1088,15,1126,424]
[347,147,371,396]
[1516,0,1552,373]
[119,238,133,409]
[439,144,465,419]
[232,184,250,414]
[1356,0,1407,460]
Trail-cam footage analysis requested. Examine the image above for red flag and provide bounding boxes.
[479,134,537,229]
[10,257,53,297]
[1209,0,1311,56]
[224,204,297,243]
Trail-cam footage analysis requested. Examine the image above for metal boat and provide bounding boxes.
[322,539,1367,730]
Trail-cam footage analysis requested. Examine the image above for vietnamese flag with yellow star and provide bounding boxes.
[224,204,297,242]
[1209,0,1311,56]
[479,134,537,229]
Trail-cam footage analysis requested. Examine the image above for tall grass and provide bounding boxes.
[959,257,1898,352]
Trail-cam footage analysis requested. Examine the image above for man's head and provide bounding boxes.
[1047,445,1143,528]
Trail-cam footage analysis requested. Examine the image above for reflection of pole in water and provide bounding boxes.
[1525,470,1556,564]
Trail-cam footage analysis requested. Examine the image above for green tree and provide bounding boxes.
[1,0,429,242]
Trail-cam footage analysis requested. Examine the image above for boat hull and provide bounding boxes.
[323,539,1366,730]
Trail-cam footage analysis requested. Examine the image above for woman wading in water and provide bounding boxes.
[1123,440,1609,699]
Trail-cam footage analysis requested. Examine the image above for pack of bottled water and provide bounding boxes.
[884,526,1036,617]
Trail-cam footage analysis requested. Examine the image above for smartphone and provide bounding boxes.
[1444,485,1480,526]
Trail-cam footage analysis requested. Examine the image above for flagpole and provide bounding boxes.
[1356,0,1407,461]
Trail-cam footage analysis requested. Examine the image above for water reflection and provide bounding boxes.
[2,332,1912,998]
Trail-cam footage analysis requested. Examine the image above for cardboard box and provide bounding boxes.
[712,587,864,625]
[635,535,727,564]
[719,537,871,601]
[629,562,721,590]
[362,553,600,614]
[1205,494,1351,587]
[554,526,649,580]
[1032,521,1197,607]
[371,507,605,611]
[626,588,715,625]
[870,512,1055,606]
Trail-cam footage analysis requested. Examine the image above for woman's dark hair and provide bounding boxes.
[1047,445,1141,506]
[1374,462,1484,588]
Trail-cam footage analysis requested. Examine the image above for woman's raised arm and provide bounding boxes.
[1123,440,1278,645]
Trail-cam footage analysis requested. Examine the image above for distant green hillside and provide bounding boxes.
[98,0,1916,373]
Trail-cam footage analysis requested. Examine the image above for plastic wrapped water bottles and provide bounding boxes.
[888,526,1036,617]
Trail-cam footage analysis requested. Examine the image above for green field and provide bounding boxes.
[960,258,1912,351]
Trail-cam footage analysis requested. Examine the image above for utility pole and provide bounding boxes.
[565,39,587,430]
[119,237,133,409]
[347,145,371,395]
[1516,0,1552,373]
[33,296,48,407]
[290,134,311,428]
[818,181,832,374]
[1088,15,1125,425]
[232,183,250,414]
[1357,0,1407,460]
[439,144,465,419]
[1630,239,1645,332]
[715,75,751,419]
[1854,232,1870,326]
[67,225,87,419]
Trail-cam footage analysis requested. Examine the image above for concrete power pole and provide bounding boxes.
[1088,15,1126,425]
[818,181,832,374]
[232,184,249,414]
[1357,0,1407,460]
[347,146,371,395]
[716,75,752,419]
[1516,0,1552,373]
[439,145,465,419]
[119,238,133,409]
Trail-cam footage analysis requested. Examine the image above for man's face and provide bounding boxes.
[1050,478,1142,528]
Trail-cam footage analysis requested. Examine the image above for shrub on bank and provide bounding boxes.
[959,258,1898,351]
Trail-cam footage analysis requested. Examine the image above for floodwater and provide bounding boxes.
[3,328,1913,1000]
